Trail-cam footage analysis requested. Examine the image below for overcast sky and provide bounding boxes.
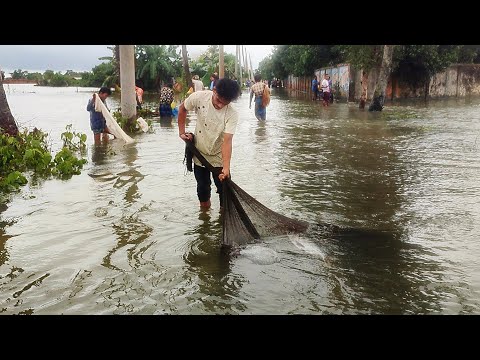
[0,45,274,76]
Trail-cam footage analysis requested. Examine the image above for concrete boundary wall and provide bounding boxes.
[284,64,480,101]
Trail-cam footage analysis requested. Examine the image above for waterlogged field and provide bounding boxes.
[1,84,480,314]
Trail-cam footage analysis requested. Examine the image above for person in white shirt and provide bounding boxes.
[321,73,330,107]
[192,74,205,92]
[178,78,241,209]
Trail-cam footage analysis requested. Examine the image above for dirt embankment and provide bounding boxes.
[2,79,38,84]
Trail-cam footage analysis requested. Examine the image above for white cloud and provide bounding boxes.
[0,45,274,76]
[0,45,112,75]
[186,45,274,70]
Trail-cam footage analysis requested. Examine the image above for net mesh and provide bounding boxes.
[184,139,309,247]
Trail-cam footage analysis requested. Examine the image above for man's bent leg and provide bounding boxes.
[194,165,212,208]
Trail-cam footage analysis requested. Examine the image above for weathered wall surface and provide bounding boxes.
[285,64,480,101]
[285,64,352,100]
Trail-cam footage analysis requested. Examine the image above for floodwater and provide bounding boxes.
[1,84,480,314]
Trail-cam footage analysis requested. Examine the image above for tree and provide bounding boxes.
[11,69,28,79]
[333,45,383,109]
[0,69,19,136]
[99,46,120,88]
[368,45,395,112]
[135,45,181,90]
[392,45,462,100]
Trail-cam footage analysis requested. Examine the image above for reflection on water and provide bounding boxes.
[182,210,246,314]
[254,121,267,144]
[159,117,174,127]
[90,143,109,166]
[1,85,480,314]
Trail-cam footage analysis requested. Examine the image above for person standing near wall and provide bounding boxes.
[311,76,319,100]
[327,75,334,103]
[321,74,330,107]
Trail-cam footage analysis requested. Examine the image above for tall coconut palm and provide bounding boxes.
[99,45,120,88]
[369,45,395,112]
[0,71,18,136]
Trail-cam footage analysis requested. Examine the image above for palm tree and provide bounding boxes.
[0,70,18,136]
[135,45,181,90]
[98,45,120,88]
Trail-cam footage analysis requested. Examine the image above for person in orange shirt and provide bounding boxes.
[135,84,144,110]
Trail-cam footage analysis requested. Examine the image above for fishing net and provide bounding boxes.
[184,138,309,247]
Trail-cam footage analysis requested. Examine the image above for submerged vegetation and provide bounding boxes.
[0,125,87,192]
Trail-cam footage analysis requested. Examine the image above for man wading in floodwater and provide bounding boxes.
[177,78,241,209]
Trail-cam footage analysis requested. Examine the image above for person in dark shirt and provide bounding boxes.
[311,76,319,100]
[86,86,113,144]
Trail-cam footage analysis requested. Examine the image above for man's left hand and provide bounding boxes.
[219,168,230,182]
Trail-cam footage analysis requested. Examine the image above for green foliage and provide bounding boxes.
[26,72,43,82]
[9,69,84,87]
[136,107,156,118]
[61,124,87,153]
[259,45,337,79]
[111,110,138,133]
[93,62,116,88]
[1,171,27,191]
[332,45,383,71]
[11,69,28,79]
[51,148,87,178]
[188,47,242,84]
[258,55,275,81]
[0,125,88,192]
[135,45,182,91]
[265,45,477,86]
[392,45,463,87]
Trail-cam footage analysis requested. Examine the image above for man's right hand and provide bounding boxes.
[180,133,192,141]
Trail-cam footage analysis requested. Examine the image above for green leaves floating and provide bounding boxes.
[0,124,88,192]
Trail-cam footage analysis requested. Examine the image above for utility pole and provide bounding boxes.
[235,45,239,80]
[219,45,224,79]
[249,53,254,80]
[239,45,243,87]
[119,45,137,122]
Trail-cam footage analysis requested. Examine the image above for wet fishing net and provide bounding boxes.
[184,138,309,247]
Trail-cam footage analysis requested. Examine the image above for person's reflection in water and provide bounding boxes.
[90,143,108,166]
[159,117,173,128]
[254,120,267,144]
[182,210,246,314]
[101,144,152,271]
